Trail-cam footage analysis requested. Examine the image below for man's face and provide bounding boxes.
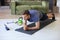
[23,14,30,20]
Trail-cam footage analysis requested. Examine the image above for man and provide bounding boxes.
[22,10,55,31]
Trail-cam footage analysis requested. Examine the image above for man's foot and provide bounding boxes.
[52,17,55,20]
[52,14,56,20]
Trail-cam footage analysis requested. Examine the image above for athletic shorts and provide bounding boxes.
[40,13,48,21]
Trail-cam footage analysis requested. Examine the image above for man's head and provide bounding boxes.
[23,10,31,20]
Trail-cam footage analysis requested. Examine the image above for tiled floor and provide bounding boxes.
[0,6,60,40]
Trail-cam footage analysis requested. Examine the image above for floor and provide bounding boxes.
[0,6,60,40]
[0,6,20,19]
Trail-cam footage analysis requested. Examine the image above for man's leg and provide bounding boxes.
[40,13,48,21]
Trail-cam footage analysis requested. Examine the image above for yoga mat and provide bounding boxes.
[15,19,55,35]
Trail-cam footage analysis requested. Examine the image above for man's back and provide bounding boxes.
[28,10,43,22]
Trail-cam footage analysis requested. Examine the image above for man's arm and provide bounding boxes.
[23,21,40,30]
[23,19,28,30]
[27,21,40,30]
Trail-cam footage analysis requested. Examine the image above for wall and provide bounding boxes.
[57,0,60,13]
[49,0,53,12]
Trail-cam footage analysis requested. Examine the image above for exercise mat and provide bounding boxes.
[15,19,55,35]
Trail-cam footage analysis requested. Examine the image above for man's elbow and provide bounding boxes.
[36,27,40,30]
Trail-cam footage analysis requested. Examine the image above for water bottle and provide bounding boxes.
[18,17,23,26]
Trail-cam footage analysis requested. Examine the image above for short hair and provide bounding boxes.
[23,10,30,15]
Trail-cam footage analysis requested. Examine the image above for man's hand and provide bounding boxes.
[23,26,28,31]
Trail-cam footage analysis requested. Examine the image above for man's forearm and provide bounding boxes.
[23,21,40,30]
[28,26,40,30]
[26,21,40,30]
[23,25,40,30]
